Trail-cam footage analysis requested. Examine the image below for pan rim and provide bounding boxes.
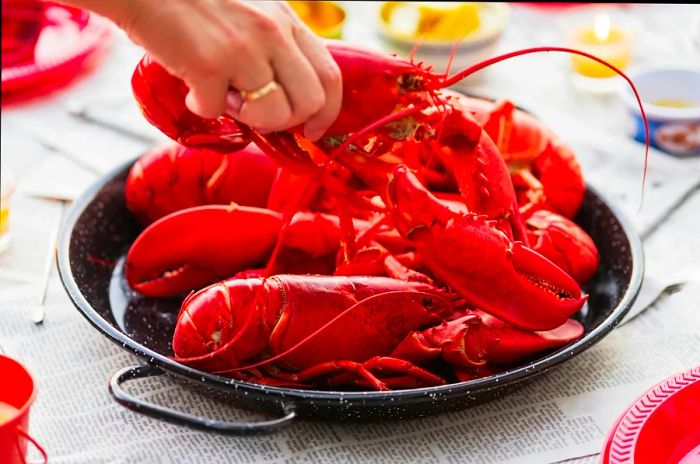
[57,156,644,404]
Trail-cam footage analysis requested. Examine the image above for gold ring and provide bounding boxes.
[239,80,280,101]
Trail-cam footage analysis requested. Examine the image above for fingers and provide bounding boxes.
[224,53,293,129]
[265,36,326,130]
[157,0,344,135]
[292,26,342,140]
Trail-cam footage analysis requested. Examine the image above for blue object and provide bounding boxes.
[619,67,700,157]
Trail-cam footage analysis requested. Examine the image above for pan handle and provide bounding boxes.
[109,364,296,435]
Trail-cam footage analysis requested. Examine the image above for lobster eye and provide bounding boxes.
[397,74,424,92]
[422,297,434,309]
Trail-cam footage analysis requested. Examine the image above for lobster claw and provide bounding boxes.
[391,310,584,369]
[386,164,587,331]
[125,143,277,224]
[436,94,529,243]
[125,205,282,296]
[471,310,584,364]
[126,205,370,297]
[132,54,251,152]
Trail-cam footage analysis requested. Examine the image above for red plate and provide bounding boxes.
[1,2,112,104]
[602,366,700,464]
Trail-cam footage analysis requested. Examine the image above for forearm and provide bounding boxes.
[53,0,143,28]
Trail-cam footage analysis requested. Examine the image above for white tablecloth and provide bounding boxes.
[1,3,699,463]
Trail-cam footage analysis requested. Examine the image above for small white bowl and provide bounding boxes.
[619,66,700,157]
[376,2,509,85]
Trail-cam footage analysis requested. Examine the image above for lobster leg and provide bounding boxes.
[360,356,446,387]
[291,356,445,391]
[280,359,390,391]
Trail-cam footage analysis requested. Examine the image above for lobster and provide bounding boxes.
[125,142,277,224]
[172,275,584,390]
[126,41,648,389]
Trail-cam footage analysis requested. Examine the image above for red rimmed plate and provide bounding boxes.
[1,2,112,104]
[602,366,700,464]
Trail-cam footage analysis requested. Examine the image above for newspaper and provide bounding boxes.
[1,153,699,463]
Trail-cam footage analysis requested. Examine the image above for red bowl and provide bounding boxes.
[0,355,46,464]
[601,366,700,464]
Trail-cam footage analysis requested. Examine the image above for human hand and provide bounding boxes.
[65,0,343,139]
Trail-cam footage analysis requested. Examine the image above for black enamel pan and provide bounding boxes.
[57,158,643,435]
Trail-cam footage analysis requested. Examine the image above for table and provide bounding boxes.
[1,3,699,463]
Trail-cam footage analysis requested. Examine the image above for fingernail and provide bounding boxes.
[225,91,244,115]
[185,91,200,114]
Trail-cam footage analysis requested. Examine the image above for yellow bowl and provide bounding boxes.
[377,2,509,80]
[288,1,347,40]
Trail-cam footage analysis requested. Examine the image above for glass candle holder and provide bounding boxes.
[568,13,633,94]
[287,1,346,39]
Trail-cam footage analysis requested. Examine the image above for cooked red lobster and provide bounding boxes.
[124,41,647,390]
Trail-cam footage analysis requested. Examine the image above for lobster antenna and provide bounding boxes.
[410,34,425,63]
[441,46,650,205]
[444,33,466,79]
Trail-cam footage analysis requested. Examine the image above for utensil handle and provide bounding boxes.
[109,364,296,435]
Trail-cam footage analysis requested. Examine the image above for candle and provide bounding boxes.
[570,14,632,78]
[0,172,14,254]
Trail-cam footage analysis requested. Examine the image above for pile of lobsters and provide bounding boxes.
[122,42,642,391]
